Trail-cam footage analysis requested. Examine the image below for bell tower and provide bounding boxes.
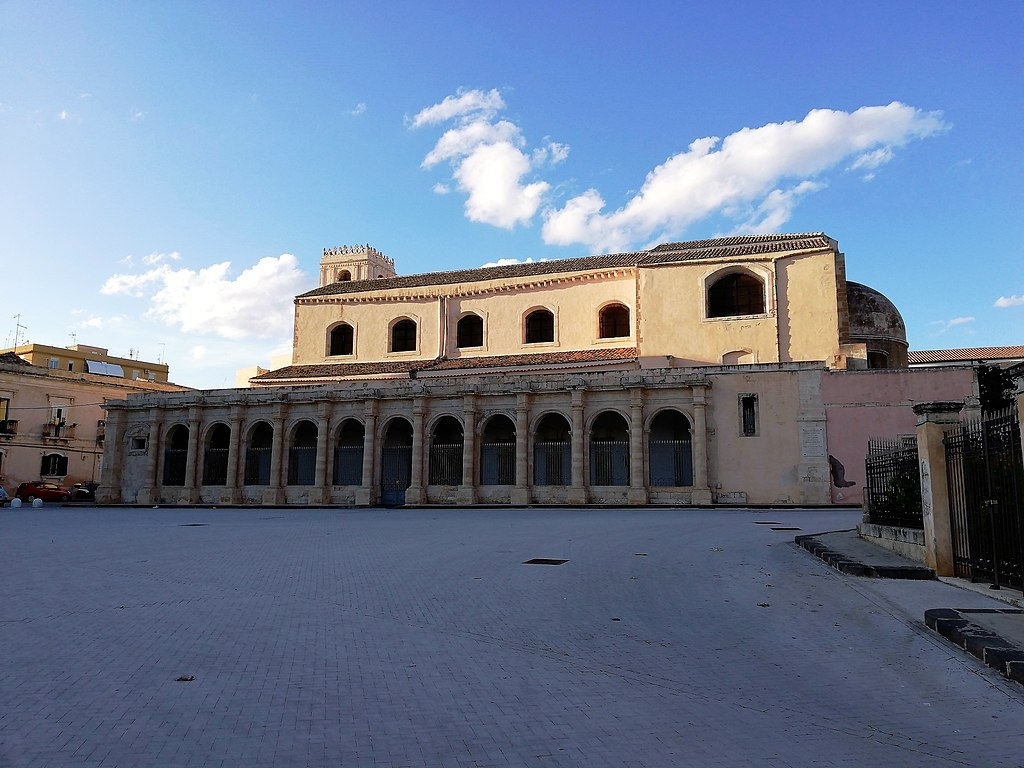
[319,244,396,287]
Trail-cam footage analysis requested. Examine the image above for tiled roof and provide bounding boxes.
[297,233,834,298]
[0,351,35,367]
[908,347,1024,365]
[252,347,638,383]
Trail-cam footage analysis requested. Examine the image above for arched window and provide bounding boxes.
[391,319,417,352]
[589,411,629,486]
[707,272,765,318]
[648,410,693,487]
[337,269,351,282]
[287,420,318,485]
[524,309,554,344]
[598,304,630,338]
[163,425,189,486]
[380,418,413,505]
[456,314,484,348]
[244,422,273,485]
[202,424,230,485]
[534,413,571,486]
[480,415,515,485]
[329,323,354,356]
[428,416,464,486]
[333,419,364,485]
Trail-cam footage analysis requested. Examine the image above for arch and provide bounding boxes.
[163,424,189,486]
[456,313,484,348]
[40,452,69,477]
[328,322,354,356]
[244,421,273,486]
[589,411,629,486]
[707,270,766,318]
[533,412,571,486]
[202,422,230,485]
[480,414,515,485]
[333,418,365,485]
[287,419,318,486]
[598,303,631,339]
[647,409,693,487]
[390,318,417,353]
[524,308,555,344]
[380,417,413,505]
[337,269,352,282]
[722,349,755,365]
[429,415,464,486]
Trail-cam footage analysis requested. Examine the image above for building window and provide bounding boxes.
[41,453,68,476]
[390,319,417,353]
[48,358,59,370]
[338,269,352,281]
[524,309,554,344]
[708,273,765,318]
[598,304,630,338]
[202,424,230,485]
[244,422,274,485]
[867,350,889,369]
[287,420,318,486]
[740,394,759,437]
[456,314,484,348]
[67,361,74,371]
[131,436,148,452]
[329,323,354,356]
[333,419,365,486]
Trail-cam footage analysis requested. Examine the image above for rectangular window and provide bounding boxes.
[48,358,59,369]
[740,394,758,437]
[131,436,148,451]
[67,361,74,371]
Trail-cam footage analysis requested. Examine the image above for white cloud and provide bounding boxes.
[100,254,307,339]
[412,89,565,229]
[542,102,948,252]
[350,102,367,116]
[994,294,1024,308]
[142,251,181,266]
[929,316,976,334]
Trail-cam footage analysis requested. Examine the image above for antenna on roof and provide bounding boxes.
[13,314,27,347]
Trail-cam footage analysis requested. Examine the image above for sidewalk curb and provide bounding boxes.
[924,608,1024,686]
[793,533,936,579]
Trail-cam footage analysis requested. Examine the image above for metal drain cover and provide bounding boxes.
[523,558,569,566]
[178,523,209,527]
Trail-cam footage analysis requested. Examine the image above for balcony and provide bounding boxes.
[0,419,17,438]
[42,422,76,440]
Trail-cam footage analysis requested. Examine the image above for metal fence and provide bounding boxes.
[202,448,228,485]
[534,442,570,486]
[333,445,363,486]
[864,435,922,528]
[945,407,1024,591]
[162,448,188,487]
[428,443,463,486]
[480,442,515,485]
[590,441,629,486]
[648,439,693,486]
[244,446,272,485]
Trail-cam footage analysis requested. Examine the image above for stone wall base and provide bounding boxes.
[857,522,926,563]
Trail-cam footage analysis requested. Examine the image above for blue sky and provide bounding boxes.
[2,1,1021,388]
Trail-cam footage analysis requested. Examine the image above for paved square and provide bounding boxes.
[2,507,1023,767]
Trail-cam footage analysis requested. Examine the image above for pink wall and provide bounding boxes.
[821,367,975,505]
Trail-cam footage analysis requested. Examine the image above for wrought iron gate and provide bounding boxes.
[380,444,412,506]
[944,407,1024,590]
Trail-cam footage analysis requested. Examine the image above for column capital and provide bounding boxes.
[912,401,964,425]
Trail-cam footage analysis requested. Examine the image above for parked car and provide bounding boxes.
[15,481,73,503]
[72,481,99,501]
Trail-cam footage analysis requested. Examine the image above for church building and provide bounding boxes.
[100,233,967,508]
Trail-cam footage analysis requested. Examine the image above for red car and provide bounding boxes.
[15,481,72,503]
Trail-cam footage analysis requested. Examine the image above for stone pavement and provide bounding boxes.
[2,506,1024,768]
[796,528,1024,687]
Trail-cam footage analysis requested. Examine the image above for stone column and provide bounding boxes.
[310,401,331,505]
[691,385,713,505]
[182,405,202,504]
[628,388,648,505]
[225,404,243,504]
[357,399,378,506]
[97,408,125,504]
[511,392,531,505]
[913,401,965,576]
[457,394,477,505]
[265,403,286,505]
[569,388,587,504]
[138,408,163,505]
[406,397,426,505]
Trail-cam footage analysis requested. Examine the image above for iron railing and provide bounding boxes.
[945,407,1024,591]
[864,435,922,528]
[480,441,515,485]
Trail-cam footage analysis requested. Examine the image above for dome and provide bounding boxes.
[846,281,908,368]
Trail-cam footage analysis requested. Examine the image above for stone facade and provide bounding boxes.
[99,232,931,507]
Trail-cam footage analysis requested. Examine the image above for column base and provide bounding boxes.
[627,487,649,505]
[262,487,285,506]
[691,488,714,505]
[138,487,158,505]
[567,487,587,505]
[355,487,376,506]
[510,487,531,506]
[456,486,477,506]
[405,485,425,505]
[307,487,330,505]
